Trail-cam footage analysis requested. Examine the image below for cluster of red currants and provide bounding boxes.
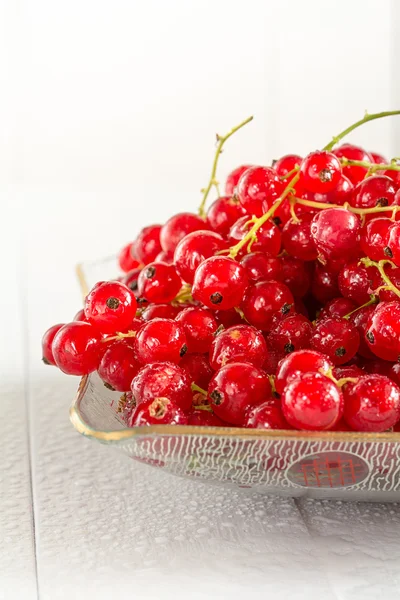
[42,111,400,432]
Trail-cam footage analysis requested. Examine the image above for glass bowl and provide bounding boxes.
[70,257,400,501]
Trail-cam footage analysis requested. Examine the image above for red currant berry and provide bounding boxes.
[311,264,340,304]
[141,303,181,321]
[240,252,282,284]
[338,261,376,305]
[174,230,226,284]
[155,250,174,264]
[281,215,318,261]
[333,144,373,184]
[121,268,142,292]
[273,154,302,178]
[137,262,181,304]
[209,324,268,370]
[311,208,361,261]
[131,361,192,411]
[98,340,141,391]
[242,280,294,331]
[73,309,87,322]
[268,314,312,355]
[371,151,388,164]
[348,305,376,359]
[365,301,400,361]
[343,374,400,432]
[228,216,281,257]
[180,353,214,389]
[360,217,392,261]
[128,397,188,427]
[192,256,249,310]
[300,150,342,194]
[160,212,207,254]
[282,372,343,431]
[52,322,102,375]
[275,349,333,395]
[326,174,353,205]
[118,242,140,273]
[209,362,271,426]
[318,297,356,321]
[363,359,400,386]
[245,400,290,430]
[134,225,162,264]
[207,196,244,237]
[42,323,65,365]
[237,166,282,217]
[351,175,397,211]
[280,257,311,298]
[377,265,400,302]
[225,165,253,195]
[84,281,137,334]
[176,307,218,353]
[310,317,360,365]
[214,308,243,329]
[134,318,187,364]
[382,167,400,186]
[386,221,400,266]
[333,364,364,380]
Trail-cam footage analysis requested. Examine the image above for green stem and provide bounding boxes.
[340,158,400,172]
[360,258,400,298]
[295,197,400,216]
[343,295,377,320]
[323,110,400,152]
[198,115,253,218]
[191,383,208,396]
[102,330,137,343]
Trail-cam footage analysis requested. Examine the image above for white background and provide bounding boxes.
[3,1,400,598]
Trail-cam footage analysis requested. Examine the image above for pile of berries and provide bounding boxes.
[43,111,400,433]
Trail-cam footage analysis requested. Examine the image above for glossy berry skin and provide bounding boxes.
[180,353,214,389]
[155,250,174,263]
[371,151,388,164]
[351,175,397,211]
[118,242,140,273]
[360,217,392,261]
[225,165,253,196]
[208,362,271,426]
[275,349,333,395]
[192,256,249,310]
[52,322,102,375]
[84,281,138,334]
[188,410,226,426]
[137,262,181,304]
[268,314,312,355]
[311,264,340,304]
[134,318,187,364]
[228,216,281,257]
[280,257,311,298]
[300,150,342,194]
[160,212,207,254]
[209,324,268,370]
[386,221,400,266]
[73,309,87,322]
[131,361,192,411]
[377,266,400,301]
[310,317,360,366]
[207,196,244,237]
[141,303,181,321]
[98,340,141,391]
[128,397,189,427]
[333,144,373,184]
[244,400,290,430]
[42,323,65,365]
[343,374,400,432]
[365,302,400,361]
[326,174,353,205]
[134,225,162,265]
[214,308,243,329]
[237,166,282,217]
[348,305,376,359]
[240,252,282,284]
[121,268,142,292]
[338,261,376,305]
[273,154,302,178]
[174,230,226,284]
[282,372,344,431]
[333,364,364,380]
[242,280,294,331]
[176,307,218,353]
[318,297,356,322]
[282,215,318,261]
[311,208,360,261]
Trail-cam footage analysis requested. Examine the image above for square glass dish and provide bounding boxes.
[70,257,400,501]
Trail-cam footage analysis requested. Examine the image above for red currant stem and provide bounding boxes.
[234,306,249,322]
[322,366,358,388]
[343,295,378,320]
[102,330,137,343]
[268,374,277,394]
[193,404,213,412]
[198,115,254,218]
[294,197,400,216]
[279,165,300,180]
[173,284,193,304]
[289,197,301,223]
[323,110,400,151]
[340,158,400,173]
[360,258,400,298]
[229,174,300,258]
[191,382,208,396]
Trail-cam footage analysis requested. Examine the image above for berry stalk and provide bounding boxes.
[360,258,400,299]
[323,110,400,152]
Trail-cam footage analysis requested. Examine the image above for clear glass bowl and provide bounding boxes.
[70,257,400,501]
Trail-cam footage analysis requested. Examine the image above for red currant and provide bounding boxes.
[275,349,332,395]
[333,144,373,184]
[174,230,226,284]
[214,308,243,329]
[176,307,218,353]
[141,303,181,321]
[52,322,102,375]
[351,175,397,210]
[209,361,271,425]
[73,309,87,322]
[311,208,360,261]
[134,318,187,364]
[207,196,244,237]
[121,268,142,292]
[326,174,353,205]
[128,397,188,427]
[333,364,364,380]
[245,400,290,430]
[310,317,359,365]
[225,165,253,195]
[343,374,400,432]
[155,250,174,263]
[360,217,393,261]
[318,297,356,321]
[273,154,302,178]
[137,261,181,304]
[240,252,282,284]
[98,340,141,391]
[180,353,214,388]
[280,256,311,298]
[131,361,192,411]
[84,281,137,334]
[281,215,318,261]
[348,305,376,359]
[371,151,388,164]
[311,264,340,304]
[237,166,282,217]
[242,280,294,331]
[228,216,281,257]
[192,256,249,310]
[386,221,400,266]
[338,261,377,305]
[365,301,400,361]
[42,323,65,365]
[300,150,342,194]
[134,225,162,264]
[282,372,343,430]
[377,265,400,302]
[118,242,140,273]
[268,314,312,354]
[160,212,207,254]
[209,324,268,370]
